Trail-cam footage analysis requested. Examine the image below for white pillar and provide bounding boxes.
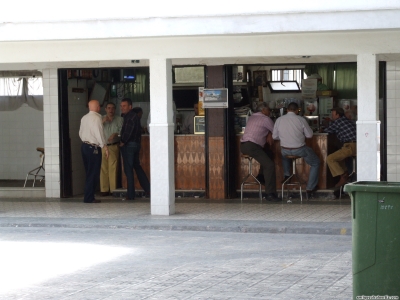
[42,68,61,198]
[356,54,380,181]
[149,58,175,215]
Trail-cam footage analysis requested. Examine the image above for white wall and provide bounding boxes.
[0,105,44,180]
[2,2,400,42]
[386,61,400,181]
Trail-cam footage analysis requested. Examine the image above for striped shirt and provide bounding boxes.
[240,112,274,147]
[103,115,123,142]
[272,112,313,148]
[324,116,356,143]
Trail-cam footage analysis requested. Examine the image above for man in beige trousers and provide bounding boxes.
[100,102,123,196]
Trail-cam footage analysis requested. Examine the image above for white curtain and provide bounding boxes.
[0,77,43,111]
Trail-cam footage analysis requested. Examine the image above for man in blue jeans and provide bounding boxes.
[79,100,109,203]
[272,102,320,198]
[120,98,150,200]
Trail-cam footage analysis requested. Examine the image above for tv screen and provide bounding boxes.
[123,75,136,81]
[123,69,136,82]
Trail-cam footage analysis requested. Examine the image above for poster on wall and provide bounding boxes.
[202,88,228,108]
[301,78,317,99]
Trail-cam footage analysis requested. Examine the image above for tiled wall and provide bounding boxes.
[386,61,400,181]
[68,79,88,196]
[0,105,44,179]
[42,69,60,198]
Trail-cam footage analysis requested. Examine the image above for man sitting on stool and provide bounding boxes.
[273,102,320,198]
[324,107,357,187]
[240,102,280,202]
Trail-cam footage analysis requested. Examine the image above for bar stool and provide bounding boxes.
[240,154,262,203]
[281,155,305,203]
[339,156,356,199]
[24,147,45,188]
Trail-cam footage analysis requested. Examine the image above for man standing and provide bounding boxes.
[79,100,109,203]
[240,102,280,202]
[120,98,150,200]
[324,107,357,187]
[100,102,123,196]
[272,102,320,198]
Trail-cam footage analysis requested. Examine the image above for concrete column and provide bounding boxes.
[42,68,61,198]
[149,58,175,215]
[356,54,381,181]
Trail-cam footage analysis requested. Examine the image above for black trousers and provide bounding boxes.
[81,143,102,202]
[240,141,276,194]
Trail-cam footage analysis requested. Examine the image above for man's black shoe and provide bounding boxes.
[84,199,101,203]
[101,192,110,196]
[266,193,282,202]
[306,188,318,199]
[255,174,265,184]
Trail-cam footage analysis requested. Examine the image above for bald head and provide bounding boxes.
[88,100,100,113]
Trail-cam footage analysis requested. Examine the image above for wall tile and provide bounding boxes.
[387,145,397,155]
[387,70,396,80]
[387,79,395,90]
[387,118,396,127]
[387,108,396,118]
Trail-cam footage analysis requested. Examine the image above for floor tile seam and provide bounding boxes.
[0,216,352,224]
[0,221,352,235]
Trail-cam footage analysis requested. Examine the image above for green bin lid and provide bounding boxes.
[343,181,400,193]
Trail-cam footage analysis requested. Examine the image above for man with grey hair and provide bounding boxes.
[240,102,280,202]
[273,102,320,198]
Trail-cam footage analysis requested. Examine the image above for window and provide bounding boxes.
[173,66,205,84]
[27,77,43,95]
[0,76,43,111]
[0,78,23,96]
[271,69,307,88]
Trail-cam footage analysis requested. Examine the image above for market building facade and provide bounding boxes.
[1,2,400,215]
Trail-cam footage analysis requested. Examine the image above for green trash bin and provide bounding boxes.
[344,181,400,299]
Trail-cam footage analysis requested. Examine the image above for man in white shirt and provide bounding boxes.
[272,102,320,198]
[79,100,109,203]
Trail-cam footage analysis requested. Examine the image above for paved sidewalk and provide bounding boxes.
[0,196,352,235]
[0,196,353,299]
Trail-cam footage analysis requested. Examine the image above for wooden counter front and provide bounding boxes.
[236,134,336,190]
[121,133,335,195]
[121,135,206,191]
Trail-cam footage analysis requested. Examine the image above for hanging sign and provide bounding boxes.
[202,88,228,108]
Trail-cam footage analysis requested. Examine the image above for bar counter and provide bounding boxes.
[123,133,337,194]
[237,133,337,190]
[123,134,206,191]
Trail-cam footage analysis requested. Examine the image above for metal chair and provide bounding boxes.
[240,154,262,203]
[24,147,45,187]
[281,155,305,203]
[340,156,356,199]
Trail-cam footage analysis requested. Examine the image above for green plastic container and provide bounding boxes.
[344,181,400,299]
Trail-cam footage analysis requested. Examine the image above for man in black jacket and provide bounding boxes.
[120,98,150,200]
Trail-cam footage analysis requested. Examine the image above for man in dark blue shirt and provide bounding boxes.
[324,107,356,187]
[120,98,150,200]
